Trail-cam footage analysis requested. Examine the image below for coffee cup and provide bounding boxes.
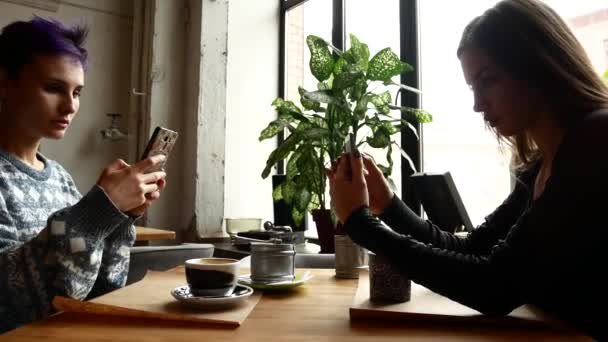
[185,257,240,297]
[368,252,411,303]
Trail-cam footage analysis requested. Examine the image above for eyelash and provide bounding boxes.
[44,84,82,98]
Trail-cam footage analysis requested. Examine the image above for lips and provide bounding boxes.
[52,119,70,129]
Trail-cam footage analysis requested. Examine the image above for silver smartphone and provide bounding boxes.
[140,126,178,172]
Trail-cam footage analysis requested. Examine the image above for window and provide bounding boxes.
[280,0,608,228]
[419,1,507,226]
[420,1,608,226]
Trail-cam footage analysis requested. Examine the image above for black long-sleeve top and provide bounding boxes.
[344,110,608,340]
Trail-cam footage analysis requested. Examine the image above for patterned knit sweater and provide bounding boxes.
[0,149,136,333]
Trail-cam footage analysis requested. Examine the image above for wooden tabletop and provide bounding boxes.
[1,269,590,341]
[134,226,176,242]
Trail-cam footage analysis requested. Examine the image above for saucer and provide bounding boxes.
[238,271,313,291]
[171,284,253,308]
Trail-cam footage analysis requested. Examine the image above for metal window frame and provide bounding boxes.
[279,0,423,212]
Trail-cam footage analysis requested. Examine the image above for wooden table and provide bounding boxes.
[134,226,176,243]
[1,269,590,341]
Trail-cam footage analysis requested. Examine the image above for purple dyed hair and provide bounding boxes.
[0,16,89,78]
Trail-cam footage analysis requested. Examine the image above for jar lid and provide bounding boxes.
[250,241,295,252]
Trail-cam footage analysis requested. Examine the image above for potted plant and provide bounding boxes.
[259,34,432,252]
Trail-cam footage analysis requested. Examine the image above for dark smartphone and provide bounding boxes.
[140,126,178,172]
[343,133,358,180]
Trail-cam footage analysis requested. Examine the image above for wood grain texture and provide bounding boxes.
[52,270,261,326]
[2,269,592,341]
[135,226,176,241]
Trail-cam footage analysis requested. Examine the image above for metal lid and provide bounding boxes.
[250,241,295,253]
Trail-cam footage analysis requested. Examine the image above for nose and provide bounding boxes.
[472,90,486,113]
[60,94,78,115]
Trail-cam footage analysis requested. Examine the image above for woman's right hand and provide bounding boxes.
[362,154,394,216]
[96,155,167,213]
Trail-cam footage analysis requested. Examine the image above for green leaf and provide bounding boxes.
[333,57,346,76]
[291,207,305,226]
[388,105,433,123]
[299,86,321,111]
[261,133,301,178]
[349,78,368,102]
[272,98,302,116]
[353,95,369,120]
[367,48,413,82]
[343,34,370,72]
[394,143,417,173]
[259,118,292,141]
[294,188,312,212]
[281,178,297,204]
[367,122,399,148]
[272,183,283,201]
[303,90,342,106]
[306,35,335,82]
[368,91,392,115]
[333,71,364,91]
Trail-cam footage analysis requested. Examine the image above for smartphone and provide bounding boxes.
[140,126,178,172]
[343,132,358,180]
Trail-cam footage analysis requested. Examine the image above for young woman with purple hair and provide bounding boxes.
[0,17,167,332]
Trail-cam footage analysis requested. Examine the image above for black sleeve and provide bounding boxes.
[345,112,608,321]
[378,168,534,255]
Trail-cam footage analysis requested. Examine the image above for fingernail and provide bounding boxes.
[353,148,361,158]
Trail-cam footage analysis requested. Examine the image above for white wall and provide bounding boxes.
[224,0,279,225]
[145,0,188,232]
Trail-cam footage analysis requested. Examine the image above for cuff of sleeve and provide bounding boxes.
[344,206,372,232]
[107,220,136,247]
[66,185,130,241]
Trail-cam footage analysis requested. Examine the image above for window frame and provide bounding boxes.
[278,0,422,213]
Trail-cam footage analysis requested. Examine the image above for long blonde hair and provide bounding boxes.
[458,0,608,170]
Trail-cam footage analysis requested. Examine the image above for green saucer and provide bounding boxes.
[238,271,313,291]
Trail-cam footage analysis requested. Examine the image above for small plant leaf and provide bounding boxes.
[307,35,335,82]
[388,105,433,123]
[259,118,293,141]
[367,48,413,82]
[272,183,283,201]
[343,34,370,72]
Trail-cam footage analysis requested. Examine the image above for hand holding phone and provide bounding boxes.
[140,126,178,172]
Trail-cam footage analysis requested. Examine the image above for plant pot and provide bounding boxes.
[272,175,305,231]
[311,209,335,253]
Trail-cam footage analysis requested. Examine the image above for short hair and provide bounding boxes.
[457,0,608,169]
[0,16,89,78]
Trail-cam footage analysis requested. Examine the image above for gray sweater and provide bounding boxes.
[0,149,135,333]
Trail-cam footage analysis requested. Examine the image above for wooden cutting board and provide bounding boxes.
[350,269,571,329]
[53,270,262,327]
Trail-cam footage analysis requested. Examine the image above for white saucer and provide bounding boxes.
[238,271,313,291]
[171,284,253,308]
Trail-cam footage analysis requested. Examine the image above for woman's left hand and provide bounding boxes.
[128,177,166,217]
[327,153,369,223]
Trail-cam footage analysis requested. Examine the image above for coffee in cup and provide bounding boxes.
[185,257,240,297]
